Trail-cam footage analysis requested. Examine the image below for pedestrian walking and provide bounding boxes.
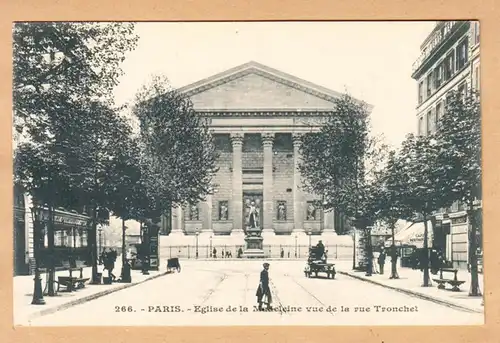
[103,248,117,281]
[372,249,380,274]
[378,249,386,275]
[237,247,243,258]
[213,247,217,259]
[256,262,272,311]
[280,248,284,258]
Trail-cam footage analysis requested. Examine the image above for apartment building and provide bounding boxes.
[411,21,481,268]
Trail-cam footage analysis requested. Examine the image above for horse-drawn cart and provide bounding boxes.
[304,246,336,279]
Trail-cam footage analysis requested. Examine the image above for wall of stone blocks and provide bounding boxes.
[212,151,233,225]
[272,152,294,224]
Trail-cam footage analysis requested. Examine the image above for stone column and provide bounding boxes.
[169,206,185,237]
[262,132,275,236]
[292,133,305,236]
[231,133,244,235]
[322,209,338,236]
[201,193,213,235]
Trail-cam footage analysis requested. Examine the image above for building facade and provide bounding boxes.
[162,62,364,247]
[411,21,481,268]
[13,186,94,276]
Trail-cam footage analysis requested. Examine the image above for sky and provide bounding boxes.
[113,21,437,149]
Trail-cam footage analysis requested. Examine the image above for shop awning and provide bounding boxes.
[390,221,433,248]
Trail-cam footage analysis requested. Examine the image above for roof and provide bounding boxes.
[177,61,372,111]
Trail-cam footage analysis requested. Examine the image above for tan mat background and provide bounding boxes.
[1,0,499,342]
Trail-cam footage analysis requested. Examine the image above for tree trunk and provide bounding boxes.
[90,205,99,284]
[46,203,56,296]
[468,200,481,297]
[365,227,373,277]
[122,218,126,267]
[390,220,399,279]
[422,213,432,287]
[352,229,356,270]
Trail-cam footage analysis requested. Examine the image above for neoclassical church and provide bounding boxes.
[160,61,370,249]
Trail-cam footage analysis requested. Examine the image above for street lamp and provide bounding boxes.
[209,235,213,258]
[294,235,298,258]
[195,231,199,259]
[352,229,357,270]
[30,206,46,305]
[120,221,131,283]
[98,227,103,263]
[307,231,312,248]
[141,223,150,275]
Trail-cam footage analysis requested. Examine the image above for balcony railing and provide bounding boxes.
[412,21,462,74]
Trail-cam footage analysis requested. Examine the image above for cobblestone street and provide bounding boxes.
[21,260,483,326]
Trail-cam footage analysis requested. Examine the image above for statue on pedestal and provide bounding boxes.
[247,201,260,230]
[243,198,265,258]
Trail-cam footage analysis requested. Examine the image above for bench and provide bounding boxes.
[58,261,89,291]
[432,268,466,292]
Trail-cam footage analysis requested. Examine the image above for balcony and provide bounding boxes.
[412,21,468,78]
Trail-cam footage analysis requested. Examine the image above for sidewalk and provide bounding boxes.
[337,264,484,313]
[14,260,168,325]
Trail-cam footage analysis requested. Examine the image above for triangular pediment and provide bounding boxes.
[178,61,346,111]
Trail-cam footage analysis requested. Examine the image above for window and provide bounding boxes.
[474,66,480,90]
[444,52,454,81]
[426,73,432,97]
[418,81,424,104]
[434,64,443,89]
[456,39,469,70]
[435,102,443,129]
[426,110,435,134]
[474,21,480,45]
[418,116,425,136]
[458,82,467,99]
[445,93,453,106]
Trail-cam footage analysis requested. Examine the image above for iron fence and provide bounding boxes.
[159,244,353,260]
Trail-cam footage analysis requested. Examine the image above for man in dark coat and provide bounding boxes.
[256,263,272,311]
[316,240,325,260]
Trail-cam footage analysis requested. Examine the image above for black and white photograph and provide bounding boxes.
[12,21,483,326]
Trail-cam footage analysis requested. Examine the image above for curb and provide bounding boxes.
[338,270,483,314]
[27,271,170,321]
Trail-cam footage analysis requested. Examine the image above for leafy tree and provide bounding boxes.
[62,101,135,283]
[13,22,138,288]
[14,138,73,295]
[436,90,482,296]
[299,94,388,275]
[13,22,138,137]
[132,75,219,215]
[393,133,454,287]
[375,150,413,279]
[105,134,149,280]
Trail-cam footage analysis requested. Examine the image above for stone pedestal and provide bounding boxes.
[243,227,265,258]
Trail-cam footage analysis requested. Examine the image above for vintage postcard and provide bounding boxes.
[12,20,484,326]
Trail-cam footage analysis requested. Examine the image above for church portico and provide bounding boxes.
[160,62,363,250]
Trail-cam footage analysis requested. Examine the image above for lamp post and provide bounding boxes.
[98,227,103,263]
[195,231,199,259]
[30,206,46,305]
[209,235,213,258]
[352,229,357,270]
[294,235,298,258]
[141,223,150,275]
[307,231,312,248]
[120,220,131,283]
